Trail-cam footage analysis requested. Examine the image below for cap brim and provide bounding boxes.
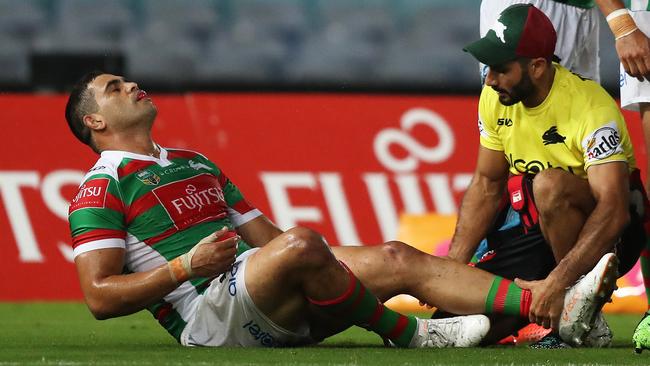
[463,37,516,67]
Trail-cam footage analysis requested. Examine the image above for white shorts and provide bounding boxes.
[480,0,600,82]
[620,11,650,112]
[180,248,313,347]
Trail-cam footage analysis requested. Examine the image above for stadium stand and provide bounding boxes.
[0,0,621,93]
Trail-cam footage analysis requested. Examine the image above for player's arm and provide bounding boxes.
[447,145,509,263]
[595,0,650,81]
[75,230,238,320]
[236,215,283,248]
[75,248,179,319]
[547,162,630,287]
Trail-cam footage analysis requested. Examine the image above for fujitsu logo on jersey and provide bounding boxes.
[153,173,228,230]
[73,185,102,202]
[170,183,225,215]
[69,178,110,213]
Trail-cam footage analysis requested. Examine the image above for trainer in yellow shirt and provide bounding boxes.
[445,4,648,346]
[478,63,636,178]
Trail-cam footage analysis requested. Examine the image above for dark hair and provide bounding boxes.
[65,71,104,153]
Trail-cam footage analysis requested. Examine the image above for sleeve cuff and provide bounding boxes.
[73,238,126,258]
[227,208,263,227]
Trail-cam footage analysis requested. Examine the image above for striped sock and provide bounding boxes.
[641,242,650,310]
[307,262,418,347]
[484,276,532,317]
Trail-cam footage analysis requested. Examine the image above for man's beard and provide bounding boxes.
[493,69,535,106]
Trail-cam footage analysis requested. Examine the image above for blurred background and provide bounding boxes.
[0,0,622,94]
[1,0,646,312]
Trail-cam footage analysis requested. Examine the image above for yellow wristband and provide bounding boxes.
[607,10,638,40]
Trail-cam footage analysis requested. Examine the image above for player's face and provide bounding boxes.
[87,73,157,130]
[485,60,535,106]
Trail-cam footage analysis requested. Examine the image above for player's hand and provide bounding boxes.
[514,277,566,330]
[616,29,650,82]
[189,227,239,278]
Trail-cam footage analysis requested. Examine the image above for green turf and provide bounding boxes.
[0,303,649,365]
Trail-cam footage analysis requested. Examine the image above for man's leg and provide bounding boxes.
[333,243,533,318]
[332,239,618,346]
[243,227,488,347]
[531,168,596,262]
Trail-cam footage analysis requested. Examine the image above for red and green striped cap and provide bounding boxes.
[463,4,557,66]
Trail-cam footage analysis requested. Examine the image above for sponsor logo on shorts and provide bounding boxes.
[242,320,280,347]
[136,169,161,186]
[582,123,622,162]
[227,261,241,296]
[478,250,496,263]
[152,173,227,230]
[69,178,109,213]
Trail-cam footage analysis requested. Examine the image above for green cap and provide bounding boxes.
[464,4,557,66]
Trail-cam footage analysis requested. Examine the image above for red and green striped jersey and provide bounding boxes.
[68,147,261,341]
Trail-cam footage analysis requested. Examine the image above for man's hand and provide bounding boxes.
[514,277,567,330]
[617,29,650,81]
[168,227,239,283]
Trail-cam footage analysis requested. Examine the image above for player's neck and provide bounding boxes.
[522,65,555,108]
[99,132,159,158]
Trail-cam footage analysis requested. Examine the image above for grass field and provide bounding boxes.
[1,303,649,365]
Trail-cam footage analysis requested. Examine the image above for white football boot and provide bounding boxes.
[558,253,618,346]
[582,312,613,348]
[409,315,490,348]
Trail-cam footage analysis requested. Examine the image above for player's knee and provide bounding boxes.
[283,226,331,265]
[379,241,423,270]
[532,169,570,207]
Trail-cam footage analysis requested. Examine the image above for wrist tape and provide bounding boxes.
[606,9,638,40]
[168,255,192,284]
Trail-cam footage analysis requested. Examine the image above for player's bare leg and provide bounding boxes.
[532,168,595,261]
[332,242,495,314]
[244,227,489,347]
[333,243,528,344]
[332,240,618,347]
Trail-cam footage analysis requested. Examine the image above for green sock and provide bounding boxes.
[484,276,532,317]
[308,262,417,347]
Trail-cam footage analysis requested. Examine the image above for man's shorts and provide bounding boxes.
[620,11,650,112]
[479,0,600,83]
[180,248,313,347]
[474,172,648,281]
